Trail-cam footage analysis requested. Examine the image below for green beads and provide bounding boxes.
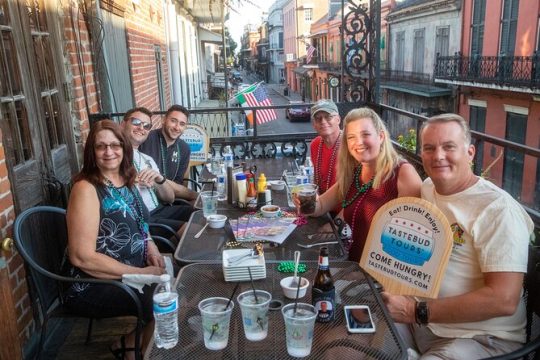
[277,262,307,273]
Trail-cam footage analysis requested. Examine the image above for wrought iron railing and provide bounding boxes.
[434,52,540,90]
[90,101,539,229]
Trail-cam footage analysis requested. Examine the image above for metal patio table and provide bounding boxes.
[145,261,407,360]
[174,209,346,265]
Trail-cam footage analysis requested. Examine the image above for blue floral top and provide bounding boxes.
[65,183,150,296]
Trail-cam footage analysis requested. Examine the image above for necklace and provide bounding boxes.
[159,136,181,180]
[315,132,341,193]
[104,178,150,259]
[132,150,159,209]
[341,164,373,208]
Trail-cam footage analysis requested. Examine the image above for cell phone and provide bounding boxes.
[344,305,376,333]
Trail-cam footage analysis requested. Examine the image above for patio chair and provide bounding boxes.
[13,206,164,360]
[482,245,540,360]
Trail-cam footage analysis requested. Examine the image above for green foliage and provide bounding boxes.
[397,129,417,152]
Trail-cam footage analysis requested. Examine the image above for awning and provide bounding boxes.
[380,82,452,97]
[198,27,222,44]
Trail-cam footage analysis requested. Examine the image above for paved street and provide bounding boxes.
[240,71,314,136]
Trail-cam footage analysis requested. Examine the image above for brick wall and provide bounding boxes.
[125,0,171,114]
[63,2,100,147]
[7,0,172,350]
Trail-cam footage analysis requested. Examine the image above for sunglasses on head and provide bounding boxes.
[130,117,152,130]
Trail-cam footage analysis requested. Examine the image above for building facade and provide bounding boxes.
[434,0,540,211]
[268,0,286,84]
[382,0,461,138]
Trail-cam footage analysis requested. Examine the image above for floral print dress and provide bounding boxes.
[65,184,149,296]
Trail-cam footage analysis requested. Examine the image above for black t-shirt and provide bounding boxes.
[139,129,191,184]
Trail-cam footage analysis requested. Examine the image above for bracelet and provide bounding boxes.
[155,176,166,185]
[415,301,429,325]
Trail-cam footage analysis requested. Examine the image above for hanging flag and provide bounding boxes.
[306,44,316,64]
[235,83,259,125]
[243,85,277,124]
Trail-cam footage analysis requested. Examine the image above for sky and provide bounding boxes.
[226,0,271,50]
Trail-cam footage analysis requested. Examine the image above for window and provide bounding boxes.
[500,0,519,56]
[469,105,486,173]
[503,111,527,199]
[395,31,405,71]
[435,26,450,58]
[471,0,486,56]
[304,8,313,21]
[279,32,283,48]
[413,29,425,73]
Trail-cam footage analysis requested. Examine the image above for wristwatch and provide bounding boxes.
[155,176,166,185]
[415,301,429,325]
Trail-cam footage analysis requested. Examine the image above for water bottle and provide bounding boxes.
[304,157,314,183]
[153,275,179,349]
[223,145,234,168]
[217,164,227,201]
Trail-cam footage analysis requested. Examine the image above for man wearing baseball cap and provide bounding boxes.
[310,99,342,197]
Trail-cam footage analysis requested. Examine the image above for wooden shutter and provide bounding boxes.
[413,29,425,73]
[469,106,486,173]
[500,0,519,56]
[503,111,526,199]
[471,0,486,56]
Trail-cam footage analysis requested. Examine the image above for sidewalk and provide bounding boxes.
[240,70,304,103]
[265,83,304,103]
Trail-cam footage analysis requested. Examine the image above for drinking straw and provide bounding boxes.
[224,283,240,311]
[293,276,302,315]
[210,283,239,340]
[247,267,259,303]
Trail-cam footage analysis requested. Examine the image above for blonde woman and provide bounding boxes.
[302,107,422,261]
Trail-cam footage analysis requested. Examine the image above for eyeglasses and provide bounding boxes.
[95,142,123,151]
[130,117,152,130]
[312,114,336,124]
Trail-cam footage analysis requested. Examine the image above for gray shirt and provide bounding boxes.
[139,129,191,184]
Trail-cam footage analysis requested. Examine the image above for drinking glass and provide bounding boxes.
[237,290,271,341]
[200,191,218,218]
[198,297,234,350]
[281,303,317,357]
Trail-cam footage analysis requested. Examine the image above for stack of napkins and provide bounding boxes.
[222,248,266,282]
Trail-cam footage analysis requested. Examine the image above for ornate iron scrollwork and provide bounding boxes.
[342,0,380,103]
[280,141,308,160]
[250,142,277,158]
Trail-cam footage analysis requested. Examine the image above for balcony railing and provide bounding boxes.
[434,52,540,91]
[90,102,540,231]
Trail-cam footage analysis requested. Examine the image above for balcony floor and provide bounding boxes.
[44,317,136,359]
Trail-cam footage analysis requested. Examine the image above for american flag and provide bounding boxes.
[306,44,316,64]
[244,85,277,124]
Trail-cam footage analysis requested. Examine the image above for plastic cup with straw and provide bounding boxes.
[282,277,317,357]
[237,267,271,341]
[198,285,237,350]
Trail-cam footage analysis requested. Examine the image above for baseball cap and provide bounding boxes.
[310,99,339,119]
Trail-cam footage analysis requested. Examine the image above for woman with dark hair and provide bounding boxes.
[64,120,165,359]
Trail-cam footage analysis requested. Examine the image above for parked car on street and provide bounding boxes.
[285,101,310,122]
[231,71,242,84]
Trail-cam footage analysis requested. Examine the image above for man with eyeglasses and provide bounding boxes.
[122,107,193,236]
[139,104,197,202]
[310,99,342,216]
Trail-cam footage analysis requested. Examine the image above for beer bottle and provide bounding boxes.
[312,247,335,322]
